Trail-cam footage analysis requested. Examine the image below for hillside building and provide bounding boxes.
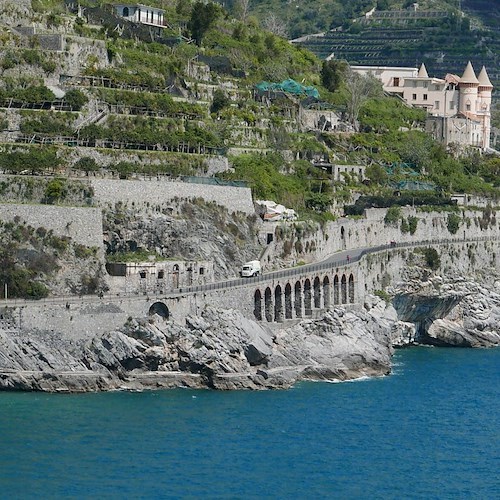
[353,62,494,150]
[114,4,165,27]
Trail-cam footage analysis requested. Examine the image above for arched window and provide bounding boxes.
[349,274,355,303]
[333,275,340,305]
[313,277,321,308]
[122,7,129,17]
[341,275,347,304]
[323,276,330,309]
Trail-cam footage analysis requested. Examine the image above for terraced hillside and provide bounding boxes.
[293,9,499,93]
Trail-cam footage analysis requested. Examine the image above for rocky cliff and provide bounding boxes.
[0,272,498,393]
[0,298,399,392]
[392,271,500,348]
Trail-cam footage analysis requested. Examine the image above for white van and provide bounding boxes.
[240,260,261,277]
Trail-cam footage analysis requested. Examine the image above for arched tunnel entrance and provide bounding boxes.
[148,301,170,319]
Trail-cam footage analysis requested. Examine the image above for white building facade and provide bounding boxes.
[114,4,165,27]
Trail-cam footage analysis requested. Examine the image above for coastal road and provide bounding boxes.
[2,236,493,308]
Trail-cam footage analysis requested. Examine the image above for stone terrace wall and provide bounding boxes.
[0,204,103,249]
[91,178,255,214]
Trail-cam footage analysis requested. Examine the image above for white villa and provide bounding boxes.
[114,4,165,27]
[351,65,418,94]
[352,62,494,150]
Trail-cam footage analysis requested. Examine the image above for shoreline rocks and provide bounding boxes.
[0,273,498,393]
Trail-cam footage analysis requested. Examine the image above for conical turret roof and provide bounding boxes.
[477,66,493,88]
[460,61,479,84]
[417,63,428,78]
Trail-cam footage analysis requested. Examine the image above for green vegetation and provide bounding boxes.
[417,247,441,270]
[384,206,402,226]
[0,0,497,222]
[221,153,336,220]
[374,289,392,303]
[0,147,61,174]
[446,212,461,234]
[106,250,162,263]
[401,216,418,234]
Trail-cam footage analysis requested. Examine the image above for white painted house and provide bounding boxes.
[114,4,165,28]
[351,65,418,95]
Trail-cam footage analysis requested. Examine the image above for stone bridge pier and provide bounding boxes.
[252,270,356,323]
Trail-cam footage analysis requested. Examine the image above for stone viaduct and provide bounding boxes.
[7,235,499,340]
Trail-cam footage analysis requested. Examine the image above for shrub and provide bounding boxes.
[407,216,418,235]
[447,213,461,234]
[419,247,441,270]
[384,206,401,226]
[210,89,230,114]
[44,179,67,204]
[64,89,88,111]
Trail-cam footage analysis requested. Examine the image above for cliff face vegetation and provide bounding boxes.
[103,199,263,277]
[0,218,106,299]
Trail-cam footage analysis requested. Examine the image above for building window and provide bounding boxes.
[122,7,129,16]
[450,101,455,110]
[423,81,428,88]
[139,270,147,279]
[393,77,400,87]
[199,267,205,276]
[423,94,428,101]
[157,270,164,279]
[466,103,471,111]
[435,101,440,110]
[412,94,417,100]
[413,81,417,88]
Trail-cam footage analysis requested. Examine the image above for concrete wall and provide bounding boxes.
[0,203,103,249]
[90,178,255,214]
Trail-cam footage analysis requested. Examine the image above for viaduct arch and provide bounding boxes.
[253,271,355,323]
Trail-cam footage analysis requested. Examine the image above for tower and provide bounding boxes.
[477,66,493,149]
[458,61,479,117]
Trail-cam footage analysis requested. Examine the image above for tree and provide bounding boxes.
[188,1,222,45]
[44,178,66,204]
[344,69,382,130]
[365,164,388,185]
[74,157,99,175]
[63,89,87,111]
[210,89,230,114]
[235,0,251,21]
[321,59,347,93]
[262,13,288,37]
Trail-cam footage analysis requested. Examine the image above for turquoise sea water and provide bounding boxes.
[0,347,499,499]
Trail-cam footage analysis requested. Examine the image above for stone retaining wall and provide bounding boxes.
[90,178,255,214]
[0,203,103,249]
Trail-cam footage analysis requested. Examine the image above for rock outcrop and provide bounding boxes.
[0,272,498,393]
[391,272,500,348]
[0,299,397,392]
